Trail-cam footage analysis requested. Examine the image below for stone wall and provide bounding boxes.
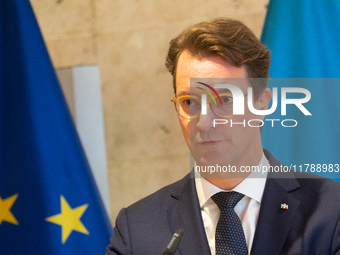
[30,0,270,223]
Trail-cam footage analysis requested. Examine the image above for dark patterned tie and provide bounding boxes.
[211,191,248,255]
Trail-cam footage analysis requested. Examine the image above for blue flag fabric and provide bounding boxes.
[0,0,112,254]
[261,0,340,179]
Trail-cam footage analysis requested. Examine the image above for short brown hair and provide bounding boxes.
[165,18,271,99]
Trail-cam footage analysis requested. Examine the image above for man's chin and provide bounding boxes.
[193,155,249,179]
[194,153,232,167]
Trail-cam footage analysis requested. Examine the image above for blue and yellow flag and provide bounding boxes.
[261,0,340,179]
[0,0,112,254]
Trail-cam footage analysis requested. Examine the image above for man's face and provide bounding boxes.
[175,50,271,173]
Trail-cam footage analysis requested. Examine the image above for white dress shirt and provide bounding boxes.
[194,153,269,255]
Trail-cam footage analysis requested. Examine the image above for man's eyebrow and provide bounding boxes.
[177,91,191,97]
[215,88,232,94]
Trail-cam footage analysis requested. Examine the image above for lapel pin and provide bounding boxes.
[281,203,288,210]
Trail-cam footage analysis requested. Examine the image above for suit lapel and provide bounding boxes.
[167,174,211,255]
[251,150,301,255]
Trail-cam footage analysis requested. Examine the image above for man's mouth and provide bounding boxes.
[198,140,222,146]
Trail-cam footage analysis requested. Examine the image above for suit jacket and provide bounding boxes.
[106,150,340,255]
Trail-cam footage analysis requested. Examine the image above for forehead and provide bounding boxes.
[176,50,248,96]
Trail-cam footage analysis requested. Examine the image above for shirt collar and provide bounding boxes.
[195,153,269,208]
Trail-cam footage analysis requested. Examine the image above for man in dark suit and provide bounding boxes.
[106,18,340,255]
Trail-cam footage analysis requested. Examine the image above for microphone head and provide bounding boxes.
[162,228,184,255]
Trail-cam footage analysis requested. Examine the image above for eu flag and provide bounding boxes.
[0,0,112,254]
[261,0,340,179]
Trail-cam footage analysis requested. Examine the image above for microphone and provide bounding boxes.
[162,228,184,255]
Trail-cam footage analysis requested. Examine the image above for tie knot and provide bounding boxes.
[211,191,244,210]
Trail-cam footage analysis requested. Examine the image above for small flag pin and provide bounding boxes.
[281,203,288,210]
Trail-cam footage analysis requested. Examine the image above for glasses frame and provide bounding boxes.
[171,94,234,120]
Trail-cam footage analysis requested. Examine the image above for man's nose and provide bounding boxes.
[196,104,216,132]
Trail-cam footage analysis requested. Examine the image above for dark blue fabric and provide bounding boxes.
[261,0,340,181]
[0,0,112,254]
[106,150,340,254]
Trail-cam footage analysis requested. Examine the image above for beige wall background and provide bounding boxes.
[30,0,270,223]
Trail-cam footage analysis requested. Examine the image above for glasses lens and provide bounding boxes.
[211,93,233,117]
[177,96,200,118]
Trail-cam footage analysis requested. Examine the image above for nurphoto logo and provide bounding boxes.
[196,81,312,128]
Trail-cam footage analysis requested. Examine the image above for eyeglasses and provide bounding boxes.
[171,93,234,119]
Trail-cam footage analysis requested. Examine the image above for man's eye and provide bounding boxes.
[220,95,233,104]
[183,99,194,106]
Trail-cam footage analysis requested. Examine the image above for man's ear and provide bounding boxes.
[253,87,272,122]
[258,87,272,111]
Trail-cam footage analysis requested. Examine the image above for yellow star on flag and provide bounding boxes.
[0,194,19,225]
[0,194,19,226]
[46,195,89,244]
